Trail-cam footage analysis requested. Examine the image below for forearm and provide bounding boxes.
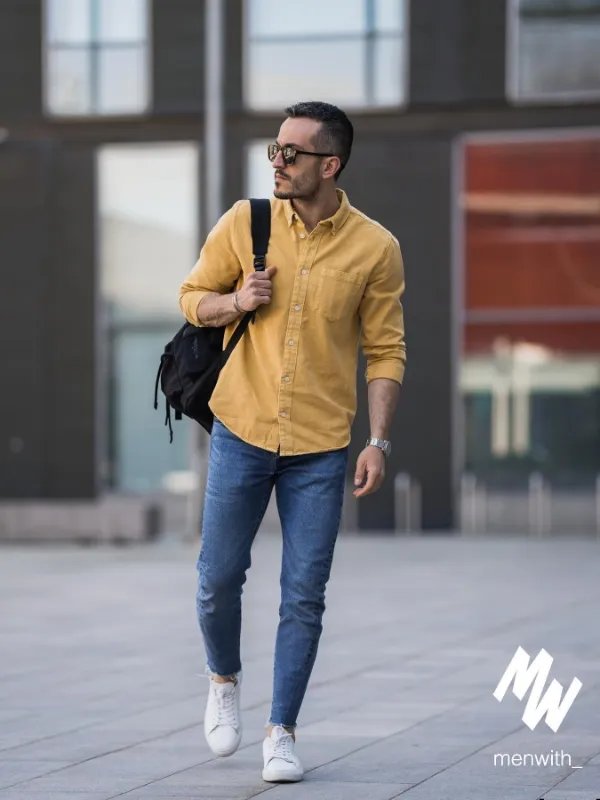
[367,377,400,439]
[196,291,244,327]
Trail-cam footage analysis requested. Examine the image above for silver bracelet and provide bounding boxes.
[233,292,244,313]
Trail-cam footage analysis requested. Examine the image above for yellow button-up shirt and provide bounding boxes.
[179,189,406,455]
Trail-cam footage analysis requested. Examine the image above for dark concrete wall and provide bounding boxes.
[152,0,205,114]
[342,136,455,531]
[0,143,49,496]
[0,0,42,121]
[0,142,96,498]
[410,0,507,106]
[45,145,97,497]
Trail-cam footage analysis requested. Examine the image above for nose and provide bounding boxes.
[272,149,286,169]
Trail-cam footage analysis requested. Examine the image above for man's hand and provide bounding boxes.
[353,446,386,498]
[237,266,277,311]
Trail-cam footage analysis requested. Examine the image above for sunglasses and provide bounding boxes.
[267,142,336,166]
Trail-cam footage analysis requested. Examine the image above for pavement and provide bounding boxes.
[1,531,600,800]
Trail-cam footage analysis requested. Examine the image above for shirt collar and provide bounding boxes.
[284,188,351,233]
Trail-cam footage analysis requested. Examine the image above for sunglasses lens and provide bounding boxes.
[267,144,296,164]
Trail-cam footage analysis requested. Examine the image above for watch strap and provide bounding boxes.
[366,436,391,456]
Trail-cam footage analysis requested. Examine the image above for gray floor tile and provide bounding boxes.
[1,535,599,800]
[0,761,71,790]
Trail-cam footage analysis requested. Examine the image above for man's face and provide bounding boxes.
[271,117,329,201]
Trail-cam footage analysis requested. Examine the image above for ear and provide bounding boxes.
[321,156,341,180]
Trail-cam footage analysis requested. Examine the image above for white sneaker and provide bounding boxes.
[203,672,242,757]
[262,725,304,782]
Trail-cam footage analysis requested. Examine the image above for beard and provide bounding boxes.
[273,171,320,201]
[273,186,295,199]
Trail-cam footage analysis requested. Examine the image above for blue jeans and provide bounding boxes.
[196,417,348,729]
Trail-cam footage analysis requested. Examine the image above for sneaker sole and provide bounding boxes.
[262,767,303,783]
[211,743,241,758]
[206,732,242,758]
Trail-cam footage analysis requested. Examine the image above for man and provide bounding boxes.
[179,101,406,783]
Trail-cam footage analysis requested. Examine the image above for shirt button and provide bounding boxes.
[288,339,294,346]
[299,233,306,239]
[294,304,301,312]
[301,269,308,275]
[279,410,288,417]
[282,375,290,382]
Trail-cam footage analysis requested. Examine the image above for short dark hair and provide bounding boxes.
[284,101,353,180]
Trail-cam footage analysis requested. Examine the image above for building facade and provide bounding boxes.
[1,0,599,534]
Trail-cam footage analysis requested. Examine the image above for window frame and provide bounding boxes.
[95,140,200,491]
[241,0,410,113]
[506,0,600,105]
[452,125,600,492]
[42,0,153,119]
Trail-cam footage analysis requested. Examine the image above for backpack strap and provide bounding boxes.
[153,356,164,411]
[249,198,271,323]
[221,198,271,359]
[250,198,271,272]
[164,396,174,443]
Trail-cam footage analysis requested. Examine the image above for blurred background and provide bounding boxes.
[0,0,599,540]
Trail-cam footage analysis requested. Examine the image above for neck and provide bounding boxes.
[291,185,340,233]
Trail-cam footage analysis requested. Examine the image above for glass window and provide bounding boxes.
[375,0,405,32]
[247,0,367,37]
[248,41,367,109]
[508,0,600,102]
[44,0,150,116]
[98,47,147,114]
[98,143,199,492]
[46,0,91,44]
[461,135,600,489]
[46,49,92,114]
[98,0,147,42]
[244,0,407,109]
[246,140,275,198]
[374,36,404,105]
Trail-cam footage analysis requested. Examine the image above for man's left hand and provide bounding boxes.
[353,446,386,498]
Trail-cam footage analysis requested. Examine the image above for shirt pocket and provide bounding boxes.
[315,268,364,322]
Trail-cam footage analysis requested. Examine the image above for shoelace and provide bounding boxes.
[271,732,295,762]
[213,685,238,727]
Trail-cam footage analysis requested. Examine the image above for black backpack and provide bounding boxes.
[154,198,271,441]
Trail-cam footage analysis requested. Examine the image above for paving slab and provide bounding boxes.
[255,781,415,800]
[0,793,106,800]
[1,534,600,800]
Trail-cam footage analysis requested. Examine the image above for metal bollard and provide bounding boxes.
[460,473,487,536]
[596,474,600,540]
[394,473,422,534]
[528,472,550,537]
[461,473,477,535]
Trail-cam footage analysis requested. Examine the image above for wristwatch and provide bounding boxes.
[366,436,391,457]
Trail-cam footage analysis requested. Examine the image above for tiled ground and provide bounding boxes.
[1,532,599,799]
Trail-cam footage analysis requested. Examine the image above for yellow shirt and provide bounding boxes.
[179,189,406,455]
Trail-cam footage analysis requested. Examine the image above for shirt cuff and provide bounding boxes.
[179,289,214,327]
[365,358,405,385]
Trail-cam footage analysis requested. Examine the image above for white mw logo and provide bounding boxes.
[493,646,582,732]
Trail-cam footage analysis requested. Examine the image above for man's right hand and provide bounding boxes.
[237,266,277,311]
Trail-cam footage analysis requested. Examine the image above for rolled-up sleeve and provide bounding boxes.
[359,236,406,384]
[179,201,243,326]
